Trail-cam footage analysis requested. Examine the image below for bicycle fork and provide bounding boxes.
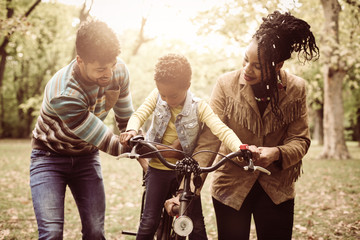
[173,170,194,237]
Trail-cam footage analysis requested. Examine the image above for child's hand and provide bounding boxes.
[164,195,180,217]
[120,130,137,147]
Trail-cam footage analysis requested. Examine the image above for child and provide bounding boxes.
[120,53,244,240]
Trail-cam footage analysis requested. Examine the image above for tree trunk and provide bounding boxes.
[356,108,360,147]
[313,107,324,145]
[71,0,94,59]
[320,0,351,159]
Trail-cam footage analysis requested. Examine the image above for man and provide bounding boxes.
[30,19,134,239]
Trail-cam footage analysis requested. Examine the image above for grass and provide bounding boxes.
[0,139,359,239]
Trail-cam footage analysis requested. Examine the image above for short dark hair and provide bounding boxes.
[76,19,120,64]
[154,53,192,88]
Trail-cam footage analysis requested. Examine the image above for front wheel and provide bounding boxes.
[173,215,193,237]
[156,209,175,240]
[156,209,188,240]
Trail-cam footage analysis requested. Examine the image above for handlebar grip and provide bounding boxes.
[171,204,180,216]
[129,135,145,148]
[240,144,249,150]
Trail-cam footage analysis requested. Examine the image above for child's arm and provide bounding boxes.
[124,89,158,136]
[198,100,242,152]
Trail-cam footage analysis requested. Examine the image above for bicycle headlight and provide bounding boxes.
[173,215,193,237]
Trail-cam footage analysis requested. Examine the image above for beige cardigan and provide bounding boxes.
[194,69,311,210]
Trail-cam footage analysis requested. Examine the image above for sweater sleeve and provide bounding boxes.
[197,100,242,152]
[126,89,158,132]
[113,60,134,132]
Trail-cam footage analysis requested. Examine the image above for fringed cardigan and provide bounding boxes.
[193,69,311,210]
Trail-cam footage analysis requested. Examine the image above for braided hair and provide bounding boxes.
[253,11,319,120]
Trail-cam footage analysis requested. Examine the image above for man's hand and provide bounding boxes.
[164,195,180,217]
[120,130,137,147]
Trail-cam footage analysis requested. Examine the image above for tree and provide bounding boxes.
[71,0,94,59]
[320,0,351,159]
[2,1,78,137]
[0,0,41,137]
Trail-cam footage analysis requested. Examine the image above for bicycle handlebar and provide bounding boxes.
[117,135,271,175]
[117,136,270,237]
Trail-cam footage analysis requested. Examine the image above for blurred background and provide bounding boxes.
[0,0,359,157]
[1,1,360,239]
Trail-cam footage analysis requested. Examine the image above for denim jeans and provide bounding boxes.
[136,166,207,240]
[30,149,106,240]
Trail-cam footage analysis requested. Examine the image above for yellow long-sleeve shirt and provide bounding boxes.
[126,89,242,170]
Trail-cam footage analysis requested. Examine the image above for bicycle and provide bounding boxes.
[118,135,271,239]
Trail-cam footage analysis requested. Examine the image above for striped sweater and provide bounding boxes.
[32,58,134,156]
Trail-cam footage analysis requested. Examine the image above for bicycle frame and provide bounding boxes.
[118,135,271,239]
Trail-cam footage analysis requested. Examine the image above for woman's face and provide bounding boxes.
[242,40,263,85]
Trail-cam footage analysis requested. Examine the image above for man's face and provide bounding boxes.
[77,56,117,87]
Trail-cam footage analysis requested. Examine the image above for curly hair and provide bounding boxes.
[253,11,319,120]
[154,53,192,88]
[76,19,120,64]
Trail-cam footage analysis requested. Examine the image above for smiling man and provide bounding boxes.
[30,19,134,239]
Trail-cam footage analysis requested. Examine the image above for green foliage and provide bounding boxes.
[1,0,79,137]
[193,0,360,141]
[120,30,239,109]
[0,0,359,140]
[1,139,359,239]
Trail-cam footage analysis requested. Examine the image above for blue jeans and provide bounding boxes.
[30,149,106,240]
[136,166,207,240]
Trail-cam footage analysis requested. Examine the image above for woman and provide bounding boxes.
[189,11,319,239]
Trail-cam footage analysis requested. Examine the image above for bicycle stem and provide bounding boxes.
[179,169,192,216]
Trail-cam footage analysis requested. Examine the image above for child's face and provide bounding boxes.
[156,81,189,108]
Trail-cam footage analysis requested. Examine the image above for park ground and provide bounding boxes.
[0,139,359,239]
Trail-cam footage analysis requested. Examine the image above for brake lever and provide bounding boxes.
[243,158,255,172]
[243,159,271,175]
[116,142,141,160]
[116,152,140,160]
[240,144,271,175]
[254,166,271,175]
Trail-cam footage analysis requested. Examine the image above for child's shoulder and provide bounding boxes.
[188,90,202,103]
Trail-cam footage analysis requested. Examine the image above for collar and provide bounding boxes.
[158,90,194,117]
[238,69,288,118]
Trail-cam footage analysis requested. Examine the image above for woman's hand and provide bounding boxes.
[247,145,260,162]
[256,147,280,168]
